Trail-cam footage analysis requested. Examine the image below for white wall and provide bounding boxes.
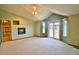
[12,16,35,40]
[34,21,41,36]
[0,10,35,40]
[66,14,79,46]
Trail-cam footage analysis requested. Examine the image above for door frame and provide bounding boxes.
[47,21,61,40]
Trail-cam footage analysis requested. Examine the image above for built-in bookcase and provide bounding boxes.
[2,20,12,42]
[0,20,2,44]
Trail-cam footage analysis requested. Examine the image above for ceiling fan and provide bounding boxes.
[32,4,45,15]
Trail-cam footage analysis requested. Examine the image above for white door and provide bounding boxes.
[48,22,60,39]
[53,22,60,39]
[48,23,54,37]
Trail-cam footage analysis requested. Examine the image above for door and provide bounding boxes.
[2,20,12,42]
[48,22,60,39]
[48,23,54,37]
[53,22,60,39]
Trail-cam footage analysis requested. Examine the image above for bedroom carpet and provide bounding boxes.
[0,37,79,55]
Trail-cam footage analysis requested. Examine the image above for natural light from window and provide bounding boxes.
[42,22,45,33]
[63,18,67,37]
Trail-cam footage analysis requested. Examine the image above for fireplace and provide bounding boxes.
[18,28,26,35]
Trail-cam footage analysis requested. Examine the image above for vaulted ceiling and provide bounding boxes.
[0,4,79,21]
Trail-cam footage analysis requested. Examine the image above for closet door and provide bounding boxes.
[2,20,12,42]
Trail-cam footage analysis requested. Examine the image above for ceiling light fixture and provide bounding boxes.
[32,4,38,15]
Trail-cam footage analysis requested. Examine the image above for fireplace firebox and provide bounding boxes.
[18,28,26,35]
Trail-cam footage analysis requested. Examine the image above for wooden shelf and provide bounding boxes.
[2,20,12,42]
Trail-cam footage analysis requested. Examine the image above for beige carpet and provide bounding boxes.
[0,37,79,55]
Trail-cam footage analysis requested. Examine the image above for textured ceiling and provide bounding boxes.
[0,4,52,21]
[0,4,79,21]
[42,4,79,16]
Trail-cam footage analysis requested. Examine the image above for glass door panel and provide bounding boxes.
[48,22,60,40]
[49,23,54,37]
[53,22,60,39]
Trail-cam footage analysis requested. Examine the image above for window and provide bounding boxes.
[63,18,67,37]
[42,22,45,33]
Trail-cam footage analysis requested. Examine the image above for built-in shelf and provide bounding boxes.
[2,20,12,42]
